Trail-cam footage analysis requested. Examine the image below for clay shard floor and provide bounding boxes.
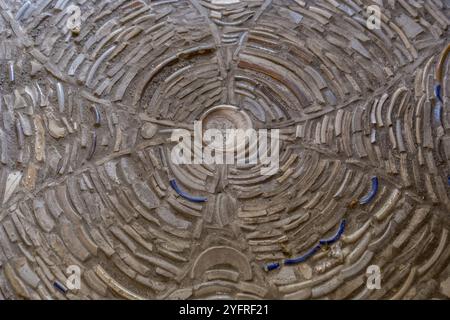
[0,0,450,300]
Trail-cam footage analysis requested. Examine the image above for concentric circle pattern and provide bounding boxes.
[0,0,450,300]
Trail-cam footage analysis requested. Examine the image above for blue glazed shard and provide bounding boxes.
[360,177,379,205]
[170,179,207,203]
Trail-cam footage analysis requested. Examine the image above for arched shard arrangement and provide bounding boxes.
[170,179,208,203]
[265,219,346,271]
[0,0,449,301]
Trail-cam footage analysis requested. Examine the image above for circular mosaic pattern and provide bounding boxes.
[0,0,450,300]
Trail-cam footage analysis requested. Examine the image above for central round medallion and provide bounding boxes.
[197,105,253,153]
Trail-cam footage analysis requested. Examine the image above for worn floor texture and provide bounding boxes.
[1,0,450,300]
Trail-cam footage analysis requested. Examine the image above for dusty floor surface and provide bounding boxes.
[0,0,450,300]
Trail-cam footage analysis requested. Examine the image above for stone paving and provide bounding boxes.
[0,0,450,300]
